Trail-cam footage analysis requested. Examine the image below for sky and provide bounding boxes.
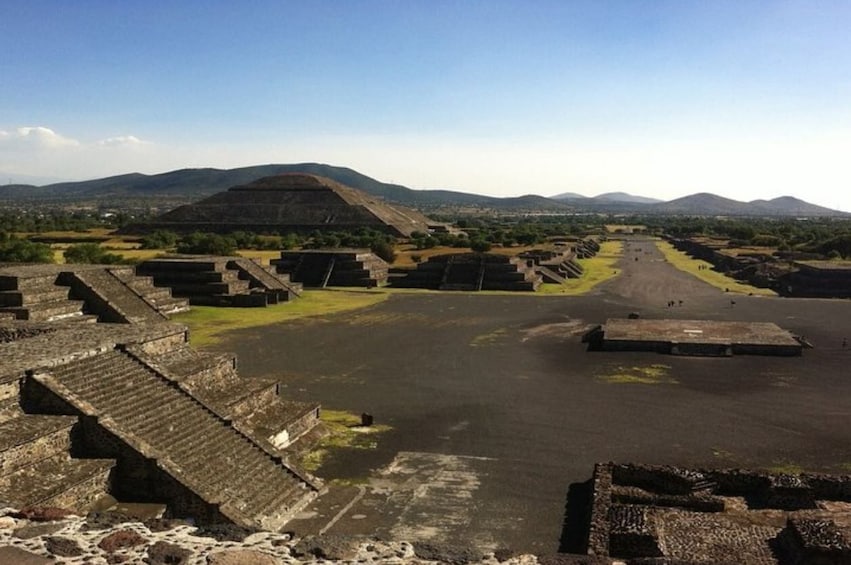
[1,1,850,211]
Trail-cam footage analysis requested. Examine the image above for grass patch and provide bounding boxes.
[538,240,624,295]
[300,409,392,473]
[597,364,677,385]
[655,240,776,296]
[766,461,805,475]
[470,328,508,347]
[171,290,389,347]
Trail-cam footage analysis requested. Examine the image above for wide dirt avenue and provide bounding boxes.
[213,237,851,554]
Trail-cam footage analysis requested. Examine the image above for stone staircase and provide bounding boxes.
[226,258,301,302]
[108,267,191,315]
[59,269,170,324]
[0,413,114,510]
[272,250,389,288]
[394,253,542,291]
[139,344,320,451]
[137,256,294,306]
[0,268,89,323]
[35,349,320,529]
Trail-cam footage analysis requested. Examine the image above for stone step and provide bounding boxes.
[63,270,166,324]
[0,452,114,511]
[0,414,78,474]
[39,348,315,528]
[0,299,85,322]
[258,479,307,517]
[0,287,69,307]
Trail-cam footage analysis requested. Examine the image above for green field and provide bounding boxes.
[655,240,776,296]
[172,290,389,347]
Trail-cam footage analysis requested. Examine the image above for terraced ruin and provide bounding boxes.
[271,249,389,288]
[584,462,851,563]
[136,255,301,306]
[0,265,322,530]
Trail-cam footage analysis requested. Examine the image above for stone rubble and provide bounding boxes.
[0,505,552,565]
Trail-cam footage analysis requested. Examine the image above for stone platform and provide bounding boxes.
[586,318,803,356]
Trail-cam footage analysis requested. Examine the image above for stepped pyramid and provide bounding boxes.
[0,265,322,529]
[138,173,433,237]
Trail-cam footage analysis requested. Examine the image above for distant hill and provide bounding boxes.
[648,193,843,217]
[0,163,845,217]
[594,192,662,204]
[551,191,587,200]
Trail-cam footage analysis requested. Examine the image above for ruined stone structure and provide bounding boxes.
[778,260,851,299]
[136,255,301,306]
[519,248,586,283]
[583,462,851,564]
[271,249,389,288]
[585,318,803,356]
[0,265,322,530]
[0,264,189,323]
[392,253,543,291]
[134,173,434,237]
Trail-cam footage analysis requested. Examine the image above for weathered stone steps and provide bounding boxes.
[0,299,87,322]
[45,349,316,529]
[61,270,168,324]
[108,268,190,315]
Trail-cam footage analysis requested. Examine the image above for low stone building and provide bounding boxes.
[271,249,389,288]
[392,253,542,291]
[136,255,301,306]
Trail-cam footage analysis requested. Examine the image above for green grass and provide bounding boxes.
[171,290,389,347]
[537,240,624,295]
[597,364,677,385]
[470,328,508,347]
[766,461,805,475]
[655,240,776,296]
[299,409,392,473]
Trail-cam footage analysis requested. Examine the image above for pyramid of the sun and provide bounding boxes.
[145,173,433,237]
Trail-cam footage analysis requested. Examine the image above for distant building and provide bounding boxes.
[128,173,433,237]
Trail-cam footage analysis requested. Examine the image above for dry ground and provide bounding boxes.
[209,236,851,555]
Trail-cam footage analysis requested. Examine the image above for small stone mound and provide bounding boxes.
[98,528,148,552]
[146,540,193,565]
[44,535,84,557]
[192,523,258,542]
[291,534,362,560]
[12,506,75,522]
[412,541,484,564]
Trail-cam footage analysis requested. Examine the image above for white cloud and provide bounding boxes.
[96,135,149,147]
[0,126,81,149]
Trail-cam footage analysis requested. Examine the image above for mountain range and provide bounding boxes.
[1,163,845,217]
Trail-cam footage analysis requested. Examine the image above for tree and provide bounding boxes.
[0,235,54,263]
[470,239,492,253]
[64,243,127,264]
[371,240,396,263]
[176,232,237,255]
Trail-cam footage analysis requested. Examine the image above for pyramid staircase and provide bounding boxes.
[272,249,389,288]
[33,348,320,529]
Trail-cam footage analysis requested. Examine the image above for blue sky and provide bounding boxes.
[2,1,850,210]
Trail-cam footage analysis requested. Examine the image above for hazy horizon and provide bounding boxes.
[2,1,850,211]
